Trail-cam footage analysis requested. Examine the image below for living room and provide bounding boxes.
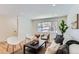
[0,4,79,54]
[14,4,79,54]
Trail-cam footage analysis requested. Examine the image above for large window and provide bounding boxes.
[37,22,51,32]
[37,21,58,32]
[32,16,67,33]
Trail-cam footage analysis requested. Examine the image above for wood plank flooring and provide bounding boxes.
[0,41,50,54]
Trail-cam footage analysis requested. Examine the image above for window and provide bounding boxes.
[37,21,58,32]
[32,16,67,34]
[37,22,51,32]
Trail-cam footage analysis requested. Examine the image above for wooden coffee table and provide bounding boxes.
[23,40,46,54]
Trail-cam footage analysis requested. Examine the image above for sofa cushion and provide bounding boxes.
[69,44,79,54]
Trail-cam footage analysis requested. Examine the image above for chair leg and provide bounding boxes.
[25,40,26,44]
[44,41,47,48]
[12,45,15,54]
[6,44,9,51]
[23,40,26,44]
[19,43,22,50]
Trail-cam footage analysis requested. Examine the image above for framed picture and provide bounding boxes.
[71,21,77,29]
[71,14,79,29]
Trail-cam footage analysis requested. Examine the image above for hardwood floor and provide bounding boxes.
[0,41,50,54]
[0,41,22,54]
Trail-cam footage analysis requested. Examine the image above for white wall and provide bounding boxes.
[18,16,32,41]
[64,5,79,43]
[0,16,17,42]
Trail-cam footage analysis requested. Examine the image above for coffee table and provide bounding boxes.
[23,40,46,54]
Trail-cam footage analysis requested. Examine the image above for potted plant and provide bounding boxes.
[59,20,68,36]
[55,20,68,45]
[57,20,68,45]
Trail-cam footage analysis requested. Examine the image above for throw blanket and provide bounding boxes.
[45,40,60,54]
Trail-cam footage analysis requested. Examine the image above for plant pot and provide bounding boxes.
[54,35,64,45]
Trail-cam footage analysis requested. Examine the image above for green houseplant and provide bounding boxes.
[59,20,68,36]
[55,20,68,45]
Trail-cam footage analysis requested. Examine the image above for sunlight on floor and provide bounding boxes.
[0,41,23,54]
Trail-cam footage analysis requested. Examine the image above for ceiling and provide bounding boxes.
[0,4,79,18]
